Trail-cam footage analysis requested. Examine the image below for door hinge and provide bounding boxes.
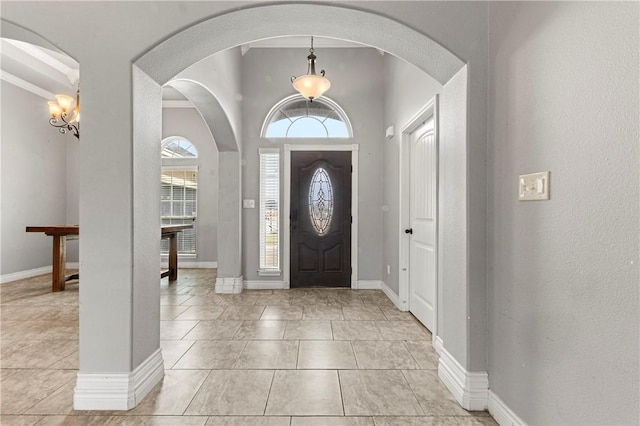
[350,216,353,224]
[351,165,353,173]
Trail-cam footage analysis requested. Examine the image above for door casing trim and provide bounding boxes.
[283,144,359,289]
[399,95,439,341]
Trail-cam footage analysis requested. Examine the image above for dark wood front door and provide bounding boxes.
[291,151,352,288]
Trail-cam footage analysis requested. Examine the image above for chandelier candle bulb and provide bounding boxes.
[48,101,62,118]
[55,94,74,111]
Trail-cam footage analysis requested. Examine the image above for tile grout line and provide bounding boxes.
[262,369,277,416]
[166,339,197,369]
[180,368,213,416]
[336,369,346,417]
[399,369,427,416]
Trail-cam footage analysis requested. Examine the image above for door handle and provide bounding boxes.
[405,228,413,234]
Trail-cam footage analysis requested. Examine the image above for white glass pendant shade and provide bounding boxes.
[292,74,331,101]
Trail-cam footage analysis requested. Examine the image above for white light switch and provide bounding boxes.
[518,172,550,201]
[243,199,255,208]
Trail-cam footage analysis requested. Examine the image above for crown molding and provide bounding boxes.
[1,70,53,100]
[5,38,77,86]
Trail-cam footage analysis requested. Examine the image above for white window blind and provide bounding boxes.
[161,167,197,256]
[259,149,280,273]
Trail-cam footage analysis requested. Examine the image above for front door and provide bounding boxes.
[408,116,437,331]
[290,151,352,288]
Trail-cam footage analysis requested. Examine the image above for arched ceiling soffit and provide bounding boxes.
[134,3,465,86]
[166,79,237,152]
[1,19,76,60]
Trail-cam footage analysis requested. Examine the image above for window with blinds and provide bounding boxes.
[161,137,198,256]
[259,149,280,274]
[160,169,197,257]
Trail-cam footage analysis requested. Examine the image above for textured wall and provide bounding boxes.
[382,55,442,296]
[487,2,639,423]
[0,82,70,276]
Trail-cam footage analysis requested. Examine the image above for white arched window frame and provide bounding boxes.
[160,136,199,257]
[260,94,353,139]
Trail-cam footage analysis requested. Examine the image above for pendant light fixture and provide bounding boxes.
[291,36,331,102]
[48,87,80,139]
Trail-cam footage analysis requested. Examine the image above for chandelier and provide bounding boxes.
[48,88,79,139]
[291,36,331,102]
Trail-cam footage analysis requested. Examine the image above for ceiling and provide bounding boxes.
[1,38,79,100]
[0,36,371,103]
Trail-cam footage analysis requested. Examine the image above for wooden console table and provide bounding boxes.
[26,224,193,292]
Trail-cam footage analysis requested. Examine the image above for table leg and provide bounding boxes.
[168,233,178,281]
[52,235,67,292]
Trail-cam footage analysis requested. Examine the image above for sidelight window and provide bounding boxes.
[259,148,280,274]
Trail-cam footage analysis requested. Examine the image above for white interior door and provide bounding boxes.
[408,117,437,331]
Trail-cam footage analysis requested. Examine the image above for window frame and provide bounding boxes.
[258,148,281,275]
[260,94,353,139]
[160,136,199,258]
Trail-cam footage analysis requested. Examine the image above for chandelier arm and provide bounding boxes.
[49,115,80,139]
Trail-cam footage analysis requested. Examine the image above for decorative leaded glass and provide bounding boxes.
[308,168,333,236]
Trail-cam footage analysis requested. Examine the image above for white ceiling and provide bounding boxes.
[1,38,79,99]
[0,36,371,103]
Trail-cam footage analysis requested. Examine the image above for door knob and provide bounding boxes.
[405,228,413,234]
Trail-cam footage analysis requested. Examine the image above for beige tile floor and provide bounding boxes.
[1,269,497,425]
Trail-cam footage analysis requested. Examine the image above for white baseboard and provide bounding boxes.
[381,281,404,311]
[160,261,217,269]
[74,348,164,410]
[488,390,526,426]
[434,335,444,356]
[215,276,243,294]
[1,266,52,284]
[438,345,488,411]
[1,263,81,284]
[244,280,286,290]
[356,280,382,290]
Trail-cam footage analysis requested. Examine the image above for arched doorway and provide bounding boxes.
[123,1,471,411]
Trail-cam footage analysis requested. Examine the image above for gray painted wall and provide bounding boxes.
[240,47,385,282]
[382,55,442,296]
[0,82,73,276]
[488,2,639,423]
[162,106,218,264]
[65,136,79,263]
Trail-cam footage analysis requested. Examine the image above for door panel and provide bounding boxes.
[409,118,437,331]
[291,151,351,287]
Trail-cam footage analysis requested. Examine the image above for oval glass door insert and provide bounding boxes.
[308,167,333,236]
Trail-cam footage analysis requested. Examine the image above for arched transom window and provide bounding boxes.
[161,137,198,158]
[261,95,352,138]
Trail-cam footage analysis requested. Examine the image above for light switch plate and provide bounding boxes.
[519,171,550,201]
[243,199,255,208]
